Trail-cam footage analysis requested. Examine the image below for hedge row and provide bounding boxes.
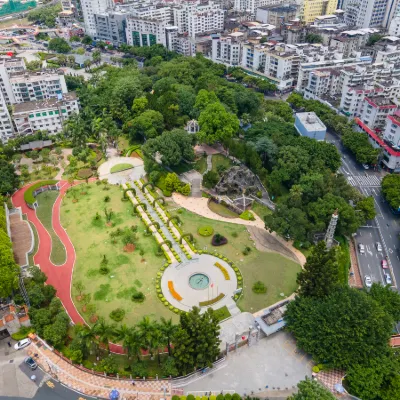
[172,393,241,400]
[24,180,58,205]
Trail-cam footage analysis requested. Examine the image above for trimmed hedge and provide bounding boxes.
[239,210,255,221]
[199,293,225,307]
[24,180,58,205]
[198,226,214,236]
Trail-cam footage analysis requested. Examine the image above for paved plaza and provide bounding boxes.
[98,156,145,184]
[162,254,238,312]
[184,331,312,396]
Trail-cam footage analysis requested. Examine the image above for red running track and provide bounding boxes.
[12,181,125,354]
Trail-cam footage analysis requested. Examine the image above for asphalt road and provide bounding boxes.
[0,379,98,400]
[326,131,400,291]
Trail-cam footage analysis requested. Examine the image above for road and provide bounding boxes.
[0,379,97,400]
[326,130,400,291]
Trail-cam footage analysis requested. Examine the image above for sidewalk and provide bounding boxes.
[27,338,171,400]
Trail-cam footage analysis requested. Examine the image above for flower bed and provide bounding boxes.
[215,262,230,280]
[199,293,225,307]
[168,281,183,301]
[198,226,214,236]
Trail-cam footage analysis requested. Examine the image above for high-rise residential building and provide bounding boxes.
[211,34,243,66]
[344,0,400,28]
[173,1,224,38]
[80,0,113,37]
[0,91,14,142]
[94,10,128,46]
[300,0,337,24]
[125,17,170,47]
[233,0,289,16]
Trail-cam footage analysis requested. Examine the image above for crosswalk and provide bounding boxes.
[347,175,382,187]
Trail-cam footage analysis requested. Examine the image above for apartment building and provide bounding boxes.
[359,96,398,130]
[256,4,298,25]
[344,0,399,29]
[80,0,113,37]
[211,34,243,66]
[9,71,67,105]
[0,91,14,142]
[94,10,128,46]
[173,1,224,38]
[233,0,288,16]
[300,0,337,24]
[125,16,169,47]
[330,29,378,58]
[0,57,25,105]
[356,117,400,172]
[13,93,79,136]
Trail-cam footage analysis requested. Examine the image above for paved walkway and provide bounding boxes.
[26,339,171,400]
[204,155,212,175]
[11,181,125,355]
[172,194,306,266]
[98,156,144,184]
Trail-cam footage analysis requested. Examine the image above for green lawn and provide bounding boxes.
[24,216,38,267]
[36,192,66,265]
[251,201,273,221]
[110,163,134,174]
[208,201,239,218]
[195,156,207,174]
[61,183,178,326]
[211,154,233,173]
[176,208,301,313]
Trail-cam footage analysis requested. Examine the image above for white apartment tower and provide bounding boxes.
[81,0,113,37]
[344,0,400,28]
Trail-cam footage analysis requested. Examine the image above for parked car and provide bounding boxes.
[381,259,389,269]
[376,242,383,252]
[358,243,365,254]
[365,275,372,288]
[385,273,392,285]
[14,338,31,350]
[362,164,370,170]
[24,357,37,370]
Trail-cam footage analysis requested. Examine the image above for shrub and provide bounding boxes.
[256,191,262,198]
[212,233,228,246]
[198,226,214,236]
[242,246,251,255]
[24,180,58,205]
[232,395,241,400]
[77,168,93,179]
[252,281,267,294]
[131,361,149,378]
[232,231,238,238]
[312,366,320,373]
[109,308,125,322]
[239,210,255,221]
[216,395,224,400]
[224,395,232,400]
[172,396,180,400]
[104,195,110,202]
[180,397,187,400]
[99,266,110,275]
[210,396,216,400]
[11,326,35,341]
[131,292,145,303]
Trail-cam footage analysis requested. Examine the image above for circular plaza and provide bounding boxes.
[98,156,145,184]
[161,254,238,312]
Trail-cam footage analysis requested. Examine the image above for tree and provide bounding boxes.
[124,110,164,140]
[48,38,71,54]
[173,307,220,374]
[73,280,85,297]
[305,33,324,43]
[160,317,178,356]
[93,318,115,353]
[202,171,220,189]
[367,33,384,46]
[82,35,93,45]
[137,316,157,358]
[0,159,19,194]
[356,196,376,222]
[198,102,239,144]
[381,174,400,211]
[30,308,52,336]
[369,283,400,322]
[297,241,340,298]
[43,312,69,348]
[142,129,194,166]
[288,377,335,400]
[99,355,118,374]
[132,97,148,117]
[27,4,61,27]
[285,287,393,369]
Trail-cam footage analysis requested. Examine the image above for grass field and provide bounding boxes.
[251,201,273,220]
[211,154,232,173]
[61,183,178,326]
[0,17,29,28]
[175,208,301,312]
[24,216,38,267]
[36,191,66,265]
[110,163,134,173]
[208,201,238,218]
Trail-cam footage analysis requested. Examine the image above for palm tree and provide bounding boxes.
[125,328,143,362]
[93,318,115,354]
[76,324,98,357]
[160,317,177,356]
[151,325,166,366]
[137,316,157,359]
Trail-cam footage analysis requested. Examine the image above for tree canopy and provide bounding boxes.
[48,38,71,54]
[381,174,400,211]
[288,378,335,400]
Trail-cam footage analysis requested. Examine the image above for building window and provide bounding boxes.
[36,113,41,117]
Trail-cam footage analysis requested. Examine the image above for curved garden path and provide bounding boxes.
[12,181,125,354]
[172,194,306,266]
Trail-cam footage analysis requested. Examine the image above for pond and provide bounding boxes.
[189,273,210,290]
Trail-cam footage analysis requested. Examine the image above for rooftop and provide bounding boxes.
[14,92,77,114]
[365,96,397,107]
[296,112,327,131]
[257,4,297,12]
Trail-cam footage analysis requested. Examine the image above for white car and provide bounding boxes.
[358,243,365,254]
[385,273,392,285]
[365,275,372,288]
[362,164,370,170]
[376,242,383,252]
[14,338,31,350]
